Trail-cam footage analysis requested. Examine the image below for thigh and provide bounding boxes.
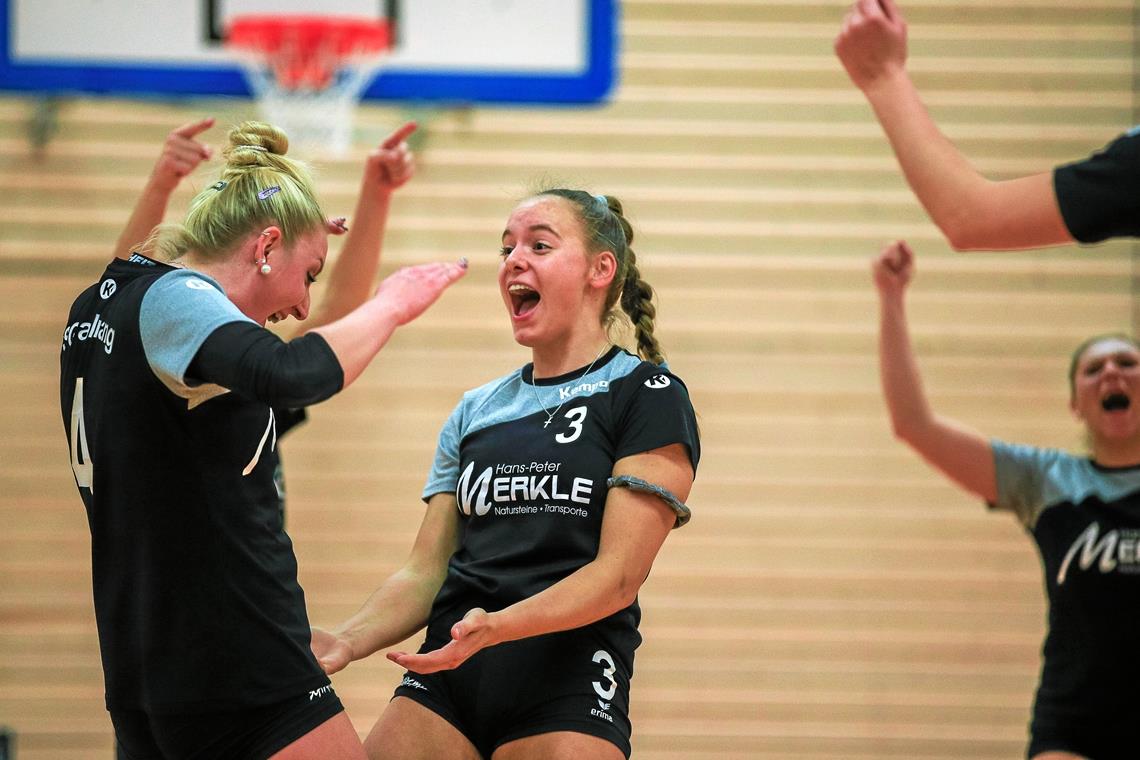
[270,712,365,760]
[364,696,482,760]
[493,731,624,760]
[1032,754,1088,760]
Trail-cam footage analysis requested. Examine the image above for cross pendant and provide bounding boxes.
[543,418,552,428]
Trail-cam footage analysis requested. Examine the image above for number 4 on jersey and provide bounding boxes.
[70,377,94,490]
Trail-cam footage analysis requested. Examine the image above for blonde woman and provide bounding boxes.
[60,121,464,759]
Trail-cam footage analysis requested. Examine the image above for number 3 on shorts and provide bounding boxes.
[592,649,617,700]
[70,378,94,490]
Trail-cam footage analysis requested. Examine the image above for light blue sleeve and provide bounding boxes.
[990,439,1067,529]
[422,400,464,502]
[139,270,255,395]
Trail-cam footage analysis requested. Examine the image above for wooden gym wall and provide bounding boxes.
[0,1,1135,757]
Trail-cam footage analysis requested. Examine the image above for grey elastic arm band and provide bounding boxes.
[606,475,691,528]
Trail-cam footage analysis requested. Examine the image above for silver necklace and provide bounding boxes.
[530,345,611,428]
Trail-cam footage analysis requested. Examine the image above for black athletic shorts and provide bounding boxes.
[393,627,633,758]
[1029,710,1132,760]
[110,686,345,760]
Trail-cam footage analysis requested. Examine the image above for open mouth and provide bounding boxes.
[1102,393,1131,412]
[508,283,541,317]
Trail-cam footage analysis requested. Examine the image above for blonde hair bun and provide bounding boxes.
[223,121,289,167]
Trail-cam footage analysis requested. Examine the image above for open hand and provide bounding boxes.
[386,608,494,674]
[373,258,468,326]
[310,626,353,675]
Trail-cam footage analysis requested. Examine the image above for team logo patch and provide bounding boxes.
[99,279,117,299]
[645,374,670,389]
[185,279,213,291]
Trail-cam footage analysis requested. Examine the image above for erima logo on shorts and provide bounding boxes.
[308,685,334,701]
[401,675,428,692]
[645,374,670,389]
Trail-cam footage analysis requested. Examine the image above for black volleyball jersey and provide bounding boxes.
[1053,127,1140,243]
[990,440,1140,730]
[423,347,700,668]
[59,254,328,713]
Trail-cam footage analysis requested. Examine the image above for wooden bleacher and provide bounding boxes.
[0,1,1135,757]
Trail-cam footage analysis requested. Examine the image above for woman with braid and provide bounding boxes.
[311,189,701,759]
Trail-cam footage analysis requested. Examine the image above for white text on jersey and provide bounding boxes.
[62,313,115,355]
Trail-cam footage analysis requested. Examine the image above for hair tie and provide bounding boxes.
[594,194,609,209]
[236,145,269,152]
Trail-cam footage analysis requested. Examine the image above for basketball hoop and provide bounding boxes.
[226,15,391,156]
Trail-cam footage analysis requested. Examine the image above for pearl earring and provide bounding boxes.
[259,259,272,275]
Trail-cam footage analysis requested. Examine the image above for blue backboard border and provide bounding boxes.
[0,0,616,105]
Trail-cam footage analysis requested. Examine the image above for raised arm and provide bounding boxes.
[310,493,462,675]
[387,443,693,674]
[835,0,1072,251]
[114,118,215,259]
[311,259,467,388]
[874,240,996,501]
[299,122,418,334]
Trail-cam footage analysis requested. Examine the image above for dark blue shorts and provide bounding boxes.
[111,686,344,760]
[393,627,632,758]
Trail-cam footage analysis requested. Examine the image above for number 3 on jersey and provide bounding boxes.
[555,406,587,444]
[69,377,94,490]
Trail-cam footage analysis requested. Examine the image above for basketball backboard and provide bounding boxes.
[0,0,616,105]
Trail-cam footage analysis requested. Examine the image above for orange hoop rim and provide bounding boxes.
[226,15,391,58]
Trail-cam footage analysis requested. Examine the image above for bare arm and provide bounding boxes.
[298,122,418,334]
[835,0,1072,251]
[310,493,461,674]
[874,240,997,501]
[387,443,693,674]
[310,259,467,388]
[114,118,215,259]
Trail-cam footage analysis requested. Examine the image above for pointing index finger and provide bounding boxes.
[878,0,900,22]
[173,117,215,139]
[381,121,418,150]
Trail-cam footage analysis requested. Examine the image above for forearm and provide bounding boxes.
[304,188,394,331]
[310,297,400,387]
[486,559,635,647]
[863,70,990,247]
[877,288,997,499]
[335,567,442,661]
[878,291,935,440]
[115,175,177,260]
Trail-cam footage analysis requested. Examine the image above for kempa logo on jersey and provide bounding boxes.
[1057,523,1140,584]
[559,378,609,401]
[99,279,117,299]
[456,460,593,517]
[61,313,115,355]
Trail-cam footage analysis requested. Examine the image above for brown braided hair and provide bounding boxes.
[537,189,665,365]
